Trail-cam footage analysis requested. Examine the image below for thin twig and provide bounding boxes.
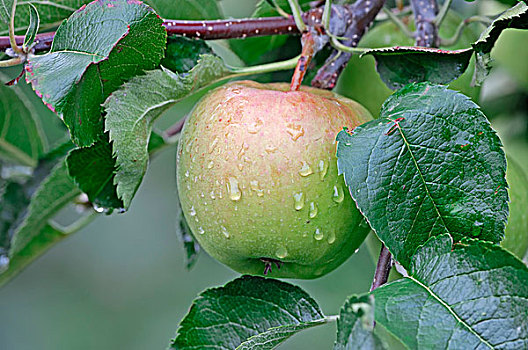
[382,7,413,39]
[370,244,392,291]
[434,0,452,27]
[411,0,439,47]
[439,15,491,47]
[312,0,385,89]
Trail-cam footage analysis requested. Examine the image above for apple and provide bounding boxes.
[502,156,528,259]
[176,81,372,279]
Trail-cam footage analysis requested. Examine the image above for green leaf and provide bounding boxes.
[104,55,229,208]
[336,83,508,268]
[0,140,73,261]
[170,275,327,349]
[0,1,89,35]
[335,295,386,350]
[161,36,213,73]
[176,201,200,270]
[66,137,122,211]
[0,224,64,287]
[22,3,39,50]
[145,0,222,20]
[26,0,166,147]
[236,322,326,350]
[9,158,80,255]
[0,0,13,26]
[472,2,528,84]
[0,71,46,167]
[253,0,312,17]
[373,234,528,349]
[229,0,311,66]
[363,47,473,90]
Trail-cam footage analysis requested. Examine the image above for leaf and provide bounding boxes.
[0,1,89,35]
[176,200,200,270]
[253,0,312,18]
[0,71,46,167]
[66,137,122,211]
[161,36,213,73]
[236,322,326,350]
[9,158,80,255]
[0,224,64,287]
[145,0,222,19]
[229,0,312,66]
[335,295,386,350]
[472,2,528,84]
[0,0,13,26]
[23,3,39,50]
[104,55,229,208]
[26,0,167,147]
[362,47,473,90]
[0,140,73,260]
[373,234,528,349]
[336,83,508,268]
[170,275,327,349]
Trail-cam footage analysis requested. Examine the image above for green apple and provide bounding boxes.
[176,81,372,279]
[502,156,528,259]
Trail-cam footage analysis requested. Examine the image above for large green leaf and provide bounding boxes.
[0,1,89,35]
[145,0,222,19]
[26,0,166,147]
[363,47,473,90]
[104,54,229,208]
[161,36,213,74]
[336,83,508,267]
[373,234,528,349]
[335,295,386,350]
[170,275,327,349]
[472,2,528,84]
[0,72,46,167]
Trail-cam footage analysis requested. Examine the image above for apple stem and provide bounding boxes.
[370,244,392,292]
[290,31,316,91]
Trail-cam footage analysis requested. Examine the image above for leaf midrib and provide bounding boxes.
[409,275,494,349]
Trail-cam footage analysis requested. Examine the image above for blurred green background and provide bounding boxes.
[1,0,527,349]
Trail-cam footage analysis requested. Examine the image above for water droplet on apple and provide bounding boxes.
[332,185,344,203]
[198,227,205,235]
[207,161,214,169]
[298,161,313,177]
[247,118,263,134]
[293,192,305,210]
[285,123,305,141]
[208,138,218,153]
[275,246,288,259]
[220,225,230,238]
[265,144,277,153]
[318,160,328,181]
[309,202,318,218]
[210,191,216,199]
[314,228,324,240]
[0,254,9,273]
[184,170,190,177]
[189,206,196,216]
[327,231,336,244]
[227,177,242,201]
